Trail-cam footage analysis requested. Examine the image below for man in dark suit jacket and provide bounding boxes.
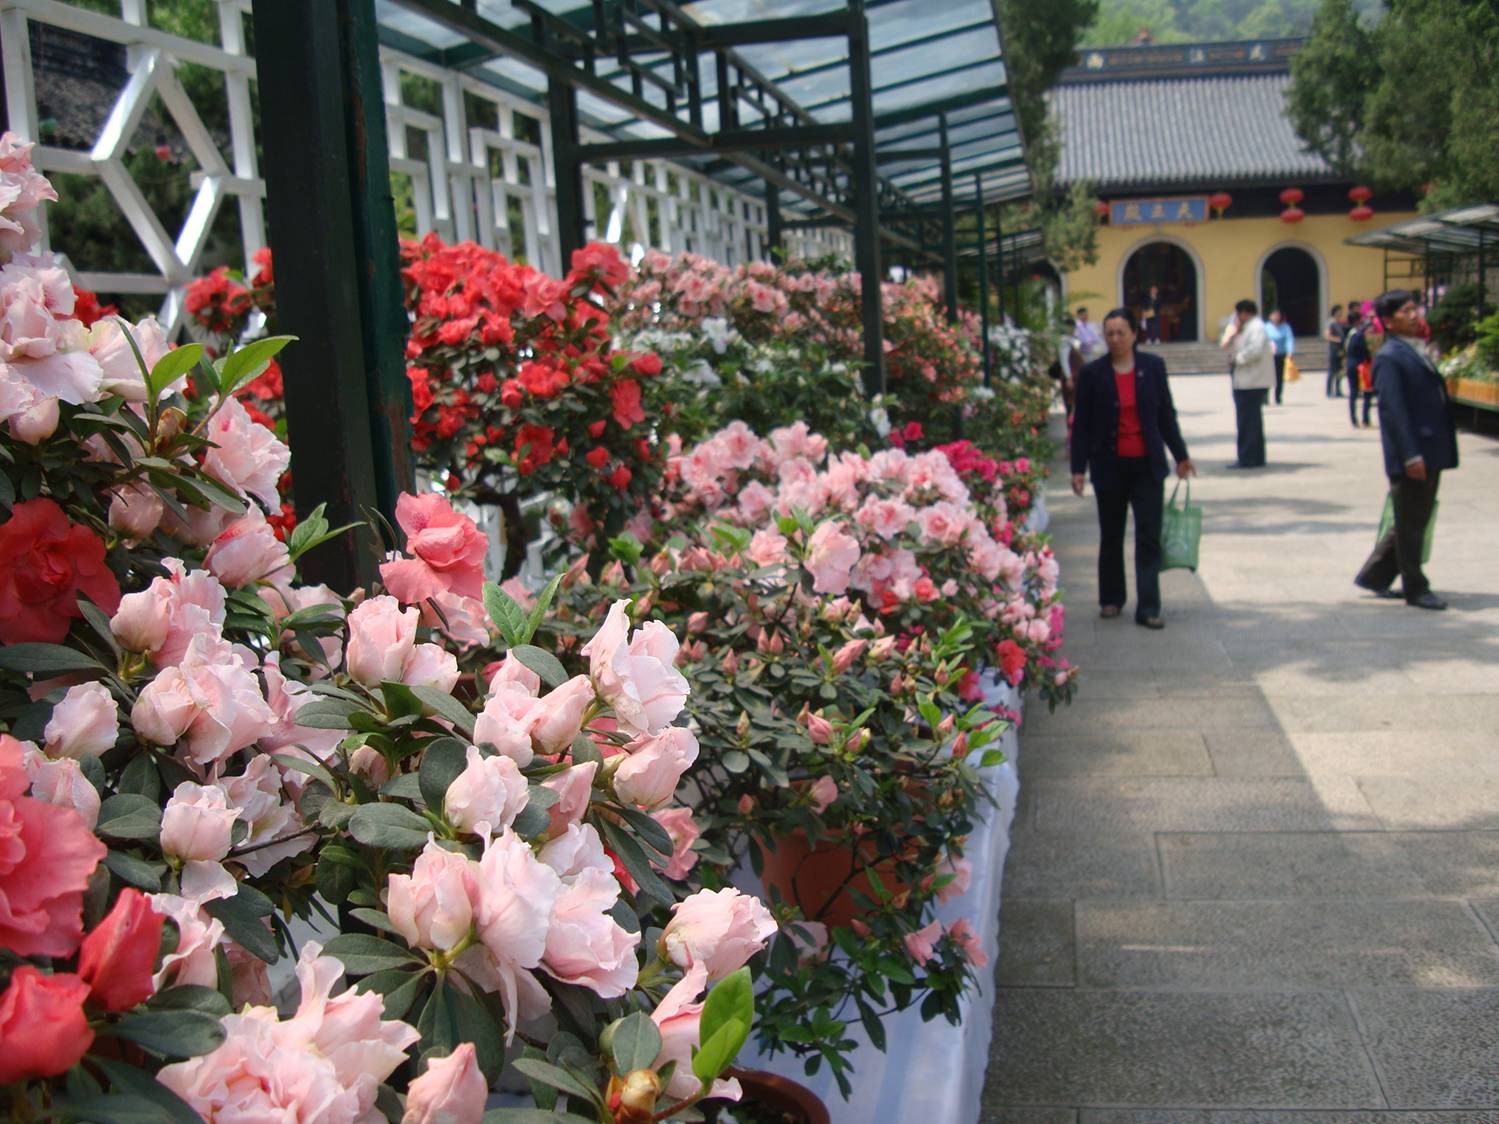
[1354,289,1459,610]
[1071,308,1194,629]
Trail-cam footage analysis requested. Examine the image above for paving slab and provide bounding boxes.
[1031,776,1381,833]
[1001,829,1162,901]
[996,900,1076,987]
[1203,729,1307,776]
[1081,1114,1499,1123]
[1392,835,1499,897]
[1473,901,1499,944]
[985,989,1383,1108]
[1019,731,1215,778]
[1271,695,1499,734]
[1351,989,1499,1107]
[1158,833,1427,900]
[1356,777,1499,831]
[1283,731,1499,778]
[1076,901,1499,989]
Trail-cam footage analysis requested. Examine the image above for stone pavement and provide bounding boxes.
[982,369,1499,1122]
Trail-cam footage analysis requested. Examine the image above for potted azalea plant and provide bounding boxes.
[0,136,775,1123]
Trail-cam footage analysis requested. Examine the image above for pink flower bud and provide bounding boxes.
[687,611,708,634]
[160,782,237,863]
[43,682,118,759]
[806,713,833,745]
[403,1042,488,1124]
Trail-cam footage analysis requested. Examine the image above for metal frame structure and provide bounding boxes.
[1347,203,1499,315]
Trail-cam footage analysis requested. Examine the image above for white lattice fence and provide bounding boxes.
[0,0,852,332]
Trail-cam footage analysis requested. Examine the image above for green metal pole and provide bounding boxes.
[847,1,885,398]
[252,0,411,591]
[548,77,586,267]
[975,174,991,384]
[765,184,783,259]
[939,113,957,322]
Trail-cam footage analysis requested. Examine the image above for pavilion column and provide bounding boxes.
[548,76,586,268]
[765,184,783,259]
[939,114,958,322]
[251,0,411,590]
[975,176,991,383]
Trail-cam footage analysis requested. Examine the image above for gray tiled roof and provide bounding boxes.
[1049,73,1335,190]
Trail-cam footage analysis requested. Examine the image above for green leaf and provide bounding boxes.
[511,1058,602,1104]
[193,353,220,396]
[607,533,643,564]
[408,686,476,740]
[203,892,279,963]
[0,644,105,674]
[218,335,296,397]
[290,698,362,730]
[358,966,429,1020]
[483,581,528,647]
[270,753,339,793]
[86,1060,203,1124]
[511,645,566,689]
[569,731,602,768]
[691,1016,748,1085]
[95,794,162,841]
[722,749,750,774]
[481,1111,599,1124]
[146,986,231,1018]
[104,850,164,891]
[148,344,204,402]
[349,802,432,851]
[419,737,470,812]
[321,933,423,975]
[699,966,753,1068]
[112,1009,226,1058]
[597,817,673,908]
[611,803,674,861]
[418,977,507,1082]
[525,572,564,643]
[379,773,423,801]
[604,1010,661,1075]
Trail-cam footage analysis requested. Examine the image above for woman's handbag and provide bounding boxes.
[1161,479,1202,572]
[1358,360,1374,392]
[1285,356,1301,383]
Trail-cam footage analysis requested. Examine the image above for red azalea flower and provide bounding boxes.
[610,379,645,429]
[607,465,632,490]
[0,499,121,644]
[586,447,610,469]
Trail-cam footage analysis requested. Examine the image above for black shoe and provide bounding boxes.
[1353,576,1399,599]
[1136,615,1165,630]
[1407,591,1447,611]
[1100,605,1122,619]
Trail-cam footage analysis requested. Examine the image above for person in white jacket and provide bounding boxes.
[1221,299,1276,468]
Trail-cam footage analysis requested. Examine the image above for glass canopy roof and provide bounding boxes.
[374,0,1030,221]
[1346,204,1499,258]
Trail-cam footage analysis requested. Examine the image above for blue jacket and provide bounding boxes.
[1374,335,1459,478]
[1070,350,1189,488]
[1265,320,1295,357]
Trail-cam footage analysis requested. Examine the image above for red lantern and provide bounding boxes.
[1348,185,1373,204]
[1279,187,1304,206]
[1280,206,1306,224]
[1209,191,1232,215]
[1349,205,1374,222]
[1094,200,1110,220]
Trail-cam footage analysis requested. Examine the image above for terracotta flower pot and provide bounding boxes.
[756,830,908,929]
[722,1068,831,1124]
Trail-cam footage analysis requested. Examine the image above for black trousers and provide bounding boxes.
[1356,470,1441,601]
[1326,349,1343,396]
[1347,371,1373,425]
[1143,316,1160,344]
[1272,353,1286,404]
[1095,457,1163,621]
[1232,387,1268,466]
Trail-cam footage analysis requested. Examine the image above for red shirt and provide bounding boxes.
[1115,369,1146,458]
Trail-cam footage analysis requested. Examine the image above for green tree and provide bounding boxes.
[1081,0,1187,46]
[1284,0,1372,176]
[1286,0,1499,209]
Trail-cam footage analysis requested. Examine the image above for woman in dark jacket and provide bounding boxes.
[1070,307,1195,629]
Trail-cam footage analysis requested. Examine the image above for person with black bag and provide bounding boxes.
[1070,308,1195,630]
[1353,290,1458,611]
[1324,303,1346,397]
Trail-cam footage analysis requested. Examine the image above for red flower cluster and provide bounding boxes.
[0,498,121,644]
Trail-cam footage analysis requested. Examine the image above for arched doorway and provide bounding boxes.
[1122,241,1199,341]
[1260,246,1322,337]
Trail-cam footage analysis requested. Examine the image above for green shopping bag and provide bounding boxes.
[1377,493,1438,564]
[1161,478,1201,572]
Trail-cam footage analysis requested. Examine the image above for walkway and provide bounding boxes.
[982,370,1499,1121]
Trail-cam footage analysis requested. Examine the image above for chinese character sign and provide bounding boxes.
[1110,196,1209,225]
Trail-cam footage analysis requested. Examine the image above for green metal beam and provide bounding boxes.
[756,17,995,87]
[695,13,853,48]
[873,83,1010,129]
[799,55,1002,116]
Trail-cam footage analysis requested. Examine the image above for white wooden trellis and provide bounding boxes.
[0,0,852,331]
